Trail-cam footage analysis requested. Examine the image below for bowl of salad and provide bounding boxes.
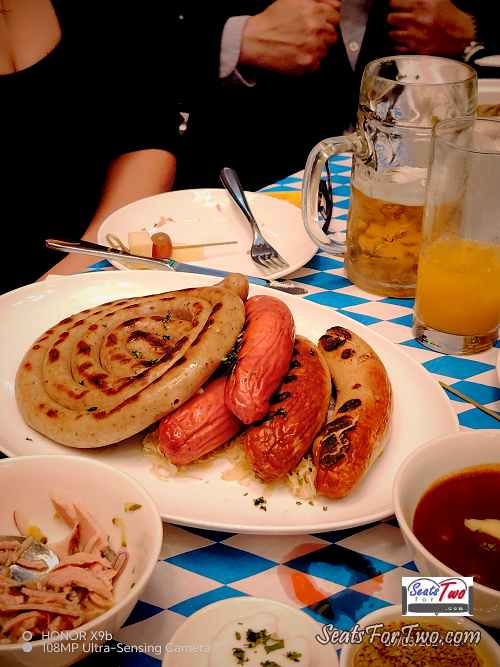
[0,454,163,666]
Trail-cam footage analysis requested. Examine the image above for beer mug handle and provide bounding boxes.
[302,133,359,255]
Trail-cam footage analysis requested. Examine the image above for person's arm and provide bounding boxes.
[41,149,175,277]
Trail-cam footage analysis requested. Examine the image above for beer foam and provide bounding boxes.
[354,166,427,206]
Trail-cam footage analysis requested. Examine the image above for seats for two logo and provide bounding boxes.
[402,577,474,616]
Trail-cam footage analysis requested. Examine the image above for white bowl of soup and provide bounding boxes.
[339,604,500,666]
[393,430,500,628]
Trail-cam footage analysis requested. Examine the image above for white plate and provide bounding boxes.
[97,188,316,280]
[478,78,500,104]
[163,597,338,667]
[0,271,458,534]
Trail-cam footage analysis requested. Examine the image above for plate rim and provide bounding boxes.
[0,270,459,534]
[96,187,317,280]
[164,596,339,667]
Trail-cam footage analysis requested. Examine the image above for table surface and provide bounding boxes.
[4,155,500,665]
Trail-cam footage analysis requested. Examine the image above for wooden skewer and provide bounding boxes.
[439,381,500,422]
[106,234,237,252]
[173,241,238,249]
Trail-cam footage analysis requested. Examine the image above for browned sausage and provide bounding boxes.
[241,336,331,482]
[313,326,392,499]
[159,375,242,465]
[225,295,295,424]
[15,275,247,448]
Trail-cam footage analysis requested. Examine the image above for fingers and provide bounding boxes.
[389,0,416,10]
[387,11,414,27]
[388,29,412,43]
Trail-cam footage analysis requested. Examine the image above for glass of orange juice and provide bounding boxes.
[414,117,500,354]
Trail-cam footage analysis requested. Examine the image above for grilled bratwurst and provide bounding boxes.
[313,326,392,498]
[16,275,247,448]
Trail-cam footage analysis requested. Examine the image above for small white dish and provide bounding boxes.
[97,188,317,280]
[339,604,500,666]
[163,597,338,667]
[393,430,500,628]
[0,455,163,667]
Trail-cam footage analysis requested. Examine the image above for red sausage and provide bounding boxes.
[225,295,295,424]
[159,376,242,465]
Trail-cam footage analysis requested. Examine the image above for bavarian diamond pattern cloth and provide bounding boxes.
[50,155,500,664]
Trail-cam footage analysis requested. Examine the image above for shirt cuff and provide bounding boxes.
[220,15,254,84]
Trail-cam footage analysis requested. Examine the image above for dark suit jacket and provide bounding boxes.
[173,1,395,190]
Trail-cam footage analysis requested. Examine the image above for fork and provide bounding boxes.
[220,167,290,273]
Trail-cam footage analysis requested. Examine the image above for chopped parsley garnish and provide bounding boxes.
[131,350,142,359]
[220,333,244,373]
[162,313,172,327]
[265,640,285,654]
[79,380,85,386]
[142,358,159,367]
[25,437,33,441]
[308,501,314,506]
[296,501,302,506]
[253,497,267,511]
[286,651,302,662]
[124,503,142,512]
[322,506,328,511]
[86,406,98,412]
[235,631,241,641]
[162,335,171,340]
[232,647,248,664]
[260,661,281,667]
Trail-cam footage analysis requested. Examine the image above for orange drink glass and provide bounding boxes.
[414,118,500,354]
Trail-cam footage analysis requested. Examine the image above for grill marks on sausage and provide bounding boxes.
[191,316,214,347]
[320,326,352,352]
[127,330,170,349]
[121,318,141,329]
[46,409,58,418]
[54,332,69,346]
[270,391,292,404]
[106,334,118,347]
[323,415,353,434]
[338,398,362,413]
[341,348,355,359]
[48,348,60,362]
[77,341,91,355]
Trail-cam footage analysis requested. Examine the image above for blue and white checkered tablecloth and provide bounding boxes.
[19,156,500,664]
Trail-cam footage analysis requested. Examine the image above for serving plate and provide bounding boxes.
[0,271,458,534]
[164,597,338,667]
[97,188,316,280]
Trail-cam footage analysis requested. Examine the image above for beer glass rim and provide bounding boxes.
[364,55,476,87]
[434,116,500,156]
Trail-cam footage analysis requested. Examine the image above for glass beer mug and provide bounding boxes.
[302,55,477,297]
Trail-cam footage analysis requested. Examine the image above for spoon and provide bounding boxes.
[0,535,59,584]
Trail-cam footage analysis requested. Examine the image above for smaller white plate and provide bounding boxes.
[163,597,338,667]
[97,188,317,280]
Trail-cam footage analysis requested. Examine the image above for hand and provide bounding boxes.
[387,0,475,56]
[240,0,341,75]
